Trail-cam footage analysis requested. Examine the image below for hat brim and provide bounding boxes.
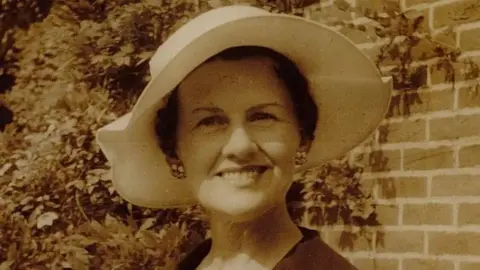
[96,6,393,209]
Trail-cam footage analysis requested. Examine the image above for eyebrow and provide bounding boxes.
[191,107,223,114]
[191,103,285,114]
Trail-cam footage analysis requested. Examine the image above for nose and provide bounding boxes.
[221,126,258,162]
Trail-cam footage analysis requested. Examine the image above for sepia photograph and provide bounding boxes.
[1,0,479,269]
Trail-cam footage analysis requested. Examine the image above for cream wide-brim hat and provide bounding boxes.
[95,5,393,209]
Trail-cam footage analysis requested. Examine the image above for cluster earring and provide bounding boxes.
[170,163,186,179]
[295,151,308,166]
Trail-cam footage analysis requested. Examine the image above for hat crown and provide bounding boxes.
[148,6,270,78]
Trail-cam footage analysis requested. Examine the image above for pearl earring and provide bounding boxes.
[170,163,186,179]
[295,151,307,166]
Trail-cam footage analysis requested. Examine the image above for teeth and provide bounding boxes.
[223,170,260,177]
[223,171,259,178]
[220,169,263,186]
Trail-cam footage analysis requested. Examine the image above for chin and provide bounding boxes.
[203,194,272,222]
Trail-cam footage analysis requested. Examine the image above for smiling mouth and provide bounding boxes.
[215,166,268,177]
[215,166,268,187]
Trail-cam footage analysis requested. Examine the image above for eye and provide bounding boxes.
[249,112,278,122]
[196,116,227,128]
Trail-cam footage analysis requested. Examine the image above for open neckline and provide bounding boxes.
[177,226,319,270]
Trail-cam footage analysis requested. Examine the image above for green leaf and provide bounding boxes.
[334,0,351,11]
[96,35,114,48]
[66,180,85,191]
[66,252,89,270]
[207,0,231,8]
[7,243,17,261]
[383,0,400,17]
[137,230,159,248]
[402,9,423,20]
[0,163,12,176]
[136,51,155,67]
[112,51,126,66]
[120,43,135,54]
[90,220,109,238]
[139,217,157,231]
[36,211,59,229]
[91,55,106,65]
[122,56,132,66]
[0,261,14,270]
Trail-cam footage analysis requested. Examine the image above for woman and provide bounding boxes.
[96,5,392,270]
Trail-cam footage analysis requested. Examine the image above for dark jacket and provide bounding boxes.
[177,226,358,270]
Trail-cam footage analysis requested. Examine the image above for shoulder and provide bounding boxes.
[177,239,212,270]
[276,228,358,270]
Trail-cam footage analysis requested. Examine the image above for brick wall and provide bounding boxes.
[302,0,480,269]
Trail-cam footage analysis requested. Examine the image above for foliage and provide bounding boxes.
[1,0,479,268]
[1,0,52,87]
[1,1,209,268]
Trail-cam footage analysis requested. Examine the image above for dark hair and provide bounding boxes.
[155,46,318,159]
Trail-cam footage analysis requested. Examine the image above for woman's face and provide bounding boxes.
[175,56,302,221]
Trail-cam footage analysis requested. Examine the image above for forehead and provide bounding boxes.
[177,56,291,107]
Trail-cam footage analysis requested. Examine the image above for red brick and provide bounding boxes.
[429,231,480,255]
[375,204,399,225]
[327,230,373,252]
[459,144,480,168]
[403,147,454,170]
[430,115,480,141]
[432,175,480,196]
[461,262,480,270]
[458,87,480,109]
[411,37,443,61]
[358,149,402,172]
[353,258,399,270]
[339,27,374,44]
[375,230,424,253]
[459,27,480,51]
[379,119,426,143]
[403,259,455,270]
[404,0,436,8]
[429,62,464,85]
[432,0,480,29]
[403,203,453,225]
[377,177,427,198]
[309,4,353,24]
[459,203,480,225]
[385,65,429,93]
[388,90,454,118]
[367,6,430,33]
[432,28,458,48]
[359,178,376,195]
[356,0,385,12]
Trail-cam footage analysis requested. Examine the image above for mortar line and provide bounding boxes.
[399,203,404,226]
[424,230,429,255]
[426,175,432,198]
[453,145,460,168]
[454,85,460,110]
[453,203,459,227]
[425,118,430,142]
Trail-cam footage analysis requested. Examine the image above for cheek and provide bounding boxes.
[257,127,300,164]
[178,135,221,176]
[263,141,297,165]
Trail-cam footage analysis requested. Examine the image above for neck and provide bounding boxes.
[202,202,303,269]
